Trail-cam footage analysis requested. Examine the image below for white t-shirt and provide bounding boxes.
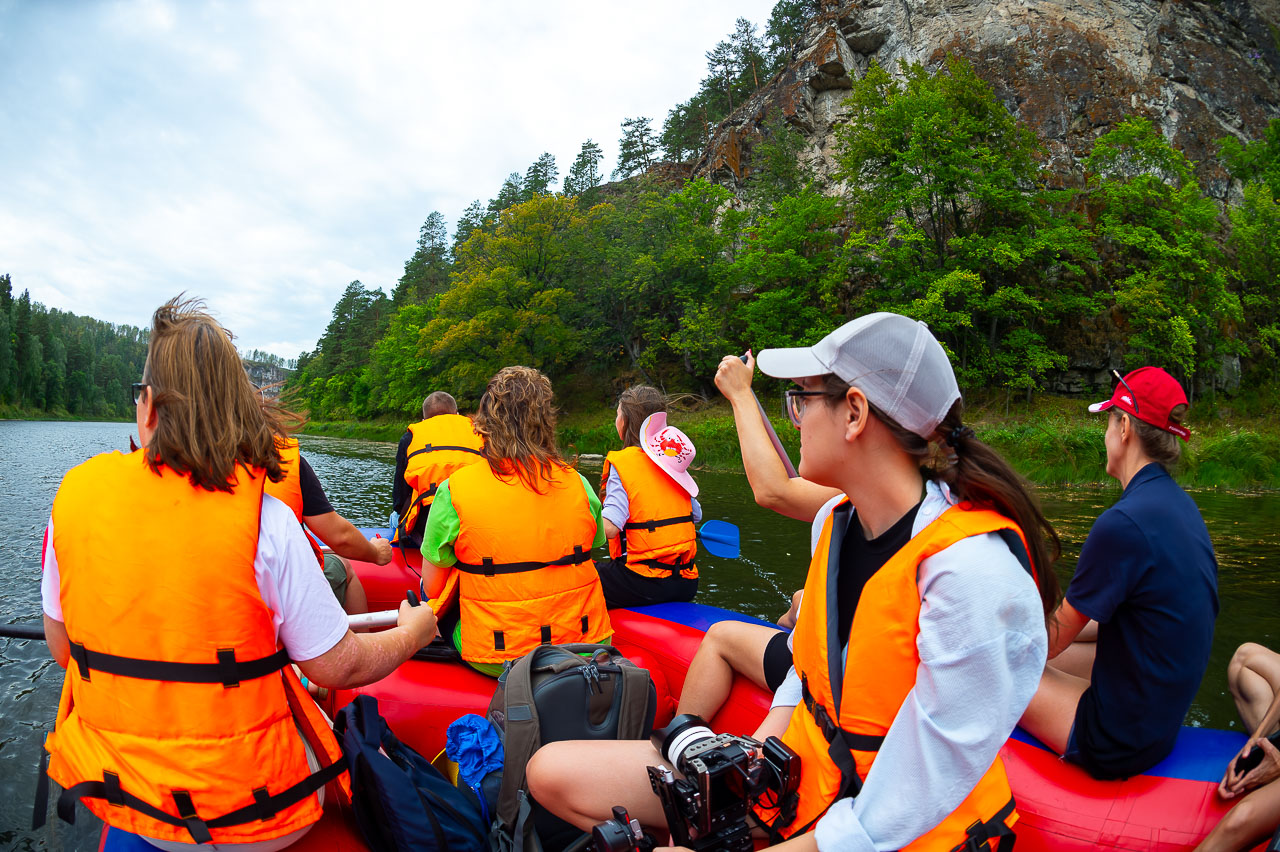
[41,493,349,663]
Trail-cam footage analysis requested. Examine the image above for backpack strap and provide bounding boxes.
[494,650,542,831]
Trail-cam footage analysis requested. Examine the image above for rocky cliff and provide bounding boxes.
[694,0,1280,198]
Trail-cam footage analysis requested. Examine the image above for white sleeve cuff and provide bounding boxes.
[815,800,876,852]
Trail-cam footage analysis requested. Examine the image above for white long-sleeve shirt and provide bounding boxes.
[772,480,1047,852]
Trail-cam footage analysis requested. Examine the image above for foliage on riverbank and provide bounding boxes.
[303,391,1280,491]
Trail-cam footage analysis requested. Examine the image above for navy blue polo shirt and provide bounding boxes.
[1067,463,1218,779]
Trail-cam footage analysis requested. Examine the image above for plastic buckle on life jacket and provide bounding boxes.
[217,648,240,688]
[482,557,496,577]
[251,786,277,822]
[68,642,90,681]
[102,771,125,807]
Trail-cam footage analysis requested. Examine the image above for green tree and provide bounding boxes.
[834,56,1092,390]
[661,94,712,164]
[563,140,604,197]
[1086,117,1241,389]
[454,200,488,255]
[488,173,524,216]
[426,194,589,401]
[394,212,452,305]
[613,117,659,180]
[523,153,559,199]
[764,0,814,71]
[1219,118,1280,197]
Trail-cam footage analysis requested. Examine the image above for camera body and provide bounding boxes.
[593,715,800,852]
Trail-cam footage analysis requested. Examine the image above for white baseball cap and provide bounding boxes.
[756,312,960,439]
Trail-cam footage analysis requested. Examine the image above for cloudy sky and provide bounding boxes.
[0,0,778,360]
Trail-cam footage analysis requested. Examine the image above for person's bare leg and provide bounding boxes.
[342,559,369,616]
[676,621,780,721]
[1018,667,1091,753]
[1228,643,1280,734]
[1048,641,1096,681]
[1194,778,1280,852]
[527,740,672,832]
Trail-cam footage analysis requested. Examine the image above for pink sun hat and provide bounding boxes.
[640,412,699,498]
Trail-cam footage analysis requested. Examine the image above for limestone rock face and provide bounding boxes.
[693,0,1280,198]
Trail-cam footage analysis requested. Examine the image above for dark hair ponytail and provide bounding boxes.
[932,402,1061,618]
[820,376,1061,619]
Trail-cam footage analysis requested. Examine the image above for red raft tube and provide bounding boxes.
[100,538,1255,852]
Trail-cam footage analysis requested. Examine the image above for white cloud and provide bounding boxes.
[0,0,777,358]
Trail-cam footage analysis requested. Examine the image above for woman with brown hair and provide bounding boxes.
[39,296,437,850]
[596,384,703,607]
[529,313,1059,852]
[420,365,611,675]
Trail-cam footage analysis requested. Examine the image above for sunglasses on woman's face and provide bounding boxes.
[131,382,149,405]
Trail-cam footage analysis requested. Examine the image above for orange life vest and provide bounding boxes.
[447,460,611,664]
[263,437,324,566]
[43,451,348,845]
[766,499,1033,852]
[397,414,484,540]
[602,447,697,580]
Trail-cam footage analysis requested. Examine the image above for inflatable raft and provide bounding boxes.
[101,540,1252,852]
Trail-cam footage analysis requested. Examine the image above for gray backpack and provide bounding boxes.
[486,644,657,852]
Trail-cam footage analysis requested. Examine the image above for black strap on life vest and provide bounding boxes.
[775,674,885,836]
[623,513,694,533]
[66,643,290,687]
[949,796,1017,852]
[634,557,696,577]
[405,444,483,461]
[454,544,592,577]
[43,758,348,843]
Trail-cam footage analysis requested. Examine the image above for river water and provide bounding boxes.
[2,422,1277,848]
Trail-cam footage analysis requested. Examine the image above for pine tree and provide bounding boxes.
[523,153,559,199]
[765,0,815,72]
[454,200,487,254]
[563,140,604,196]
[394,212,451,305]
[488,173,524,216]
[613,117,659,180]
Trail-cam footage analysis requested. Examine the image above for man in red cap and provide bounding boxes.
[1020,366,1219,779]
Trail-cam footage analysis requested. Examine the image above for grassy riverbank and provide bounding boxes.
[303,390,1280,491]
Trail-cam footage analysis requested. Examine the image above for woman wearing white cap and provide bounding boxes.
[528,313,1060,852]
[596,385,704,608]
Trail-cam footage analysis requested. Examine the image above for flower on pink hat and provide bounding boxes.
[640,412,698,498]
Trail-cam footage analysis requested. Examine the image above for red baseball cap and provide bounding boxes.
[1088,366,1190,440]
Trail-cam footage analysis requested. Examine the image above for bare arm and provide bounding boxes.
[304,511,392,565]
[45,615,69,669]
[715,353,841,522]
[1048,599,1093,659]
[295,600,437,689]
[604,519,621,540]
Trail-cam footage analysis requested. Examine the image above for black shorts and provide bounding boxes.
[594,556,698,609]
[763,630,793,692]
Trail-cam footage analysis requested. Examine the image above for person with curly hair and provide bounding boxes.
[420,366,611,675]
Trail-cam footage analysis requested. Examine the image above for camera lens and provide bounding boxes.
[652,713,714,767]
[591,820,635,852]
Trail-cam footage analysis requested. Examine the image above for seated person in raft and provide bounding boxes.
[391,390,484,547]
[528,313,1060,852]
[677,352,844,722]
[1193,642,1280,852]
[418,366,612,676]
[1019,366,1219,781]
[596,384,703,608]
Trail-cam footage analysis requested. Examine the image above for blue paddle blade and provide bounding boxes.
[698,520,740,559]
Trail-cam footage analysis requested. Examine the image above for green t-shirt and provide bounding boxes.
[422,470,605,568]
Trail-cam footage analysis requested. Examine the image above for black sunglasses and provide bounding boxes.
[1111,370,1139,415]
[131,382,149,405]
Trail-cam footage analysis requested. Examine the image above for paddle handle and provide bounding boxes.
[740,354,799,479]
[347,609,400,630]
[0,623,45,641]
